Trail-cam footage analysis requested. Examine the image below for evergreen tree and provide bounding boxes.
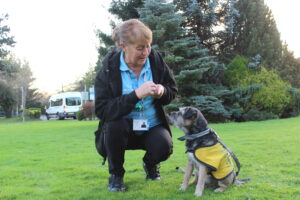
[173,0,240,56]
[230,0,282,68]
[0,14,15,73]
[0,80,15,117]
[138,0,232,121]
[279,43,300,88]
[109,0,144,21]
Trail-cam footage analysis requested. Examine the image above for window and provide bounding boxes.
[51,99,63,107]
[66,97,81,106]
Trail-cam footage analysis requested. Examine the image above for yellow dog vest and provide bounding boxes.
[194,142,234,180]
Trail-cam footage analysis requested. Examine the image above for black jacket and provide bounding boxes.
[94,48,177,134]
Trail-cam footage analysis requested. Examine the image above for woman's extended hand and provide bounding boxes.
[153,84,164,99]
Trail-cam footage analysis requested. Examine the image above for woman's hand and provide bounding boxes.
[135,81,157,99]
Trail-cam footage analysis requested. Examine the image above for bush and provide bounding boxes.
[76,110,85,121]
[28,108,41,119]
[82,101,95,120]
[224,55,250,88]
[281,87,300,117]
[241,68,292,115]
[242,109,278,121]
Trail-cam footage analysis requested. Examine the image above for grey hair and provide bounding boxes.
[112,19,152,47]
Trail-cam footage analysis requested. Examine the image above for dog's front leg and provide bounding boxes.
[194,164,207,197]
[180,160,193,191]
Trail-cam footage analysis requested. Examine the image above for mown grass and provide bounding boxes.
[0,117,299,200]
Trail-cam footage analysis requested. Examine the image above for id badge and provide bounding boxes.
[133,119,149,131]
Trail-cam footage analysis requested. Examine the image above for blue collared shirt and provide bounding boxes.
[120,51,161,128]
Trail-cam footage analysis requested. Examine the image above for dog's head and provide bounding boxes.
[167,107,208,135]
[168,107,217,149]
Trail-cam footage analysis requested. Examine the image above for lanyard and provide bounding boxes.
[126,71,147,117]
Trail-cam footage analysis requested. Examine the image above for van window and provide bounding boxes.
[66,97,81,106]
[51,99,63,107]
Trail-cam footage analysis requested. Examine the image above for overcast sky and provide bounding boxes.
[1,0,299,94]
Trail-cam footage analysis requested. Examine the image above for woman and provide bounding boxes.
[94,19,177,192]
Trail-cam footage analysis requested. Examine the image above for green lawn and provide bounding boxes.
[0,117,299,200]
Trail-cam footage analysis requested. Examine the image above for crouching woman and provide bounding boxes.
[94,19,177,191]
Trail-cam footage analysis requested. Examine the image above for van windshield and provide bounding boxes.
[66,97,81,106]
[51,99,63,106]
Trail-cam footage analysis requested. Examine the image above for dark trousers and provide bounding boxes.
[104,119,173,177]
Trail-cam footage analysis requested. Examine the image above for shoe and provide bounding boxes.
[107,174,126,192]
[143,162,161,181]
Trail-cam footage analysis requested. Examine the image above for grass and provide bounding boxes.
[0,117,300,200]
[0,117,41,124]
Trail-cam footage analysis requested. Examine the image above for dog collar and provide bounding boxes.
[177,128,212,141]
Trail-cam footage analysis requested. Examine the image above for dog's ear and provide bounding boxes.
[196,111,208,130]
[183,107,198,120]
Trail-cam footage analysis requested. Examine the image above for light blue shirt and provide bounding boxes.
[120,51,161,128]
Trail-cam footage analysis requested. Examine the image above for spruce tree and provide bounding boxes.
[138,0,232,121]
[109,0,144,21]
[173,0,240,56]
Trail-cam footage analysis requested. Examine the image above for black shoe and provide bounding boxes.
[108,175,126,192]
[143,162,161,181]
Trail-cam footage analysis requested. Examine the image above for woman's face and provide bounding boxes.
[122,41,151,68]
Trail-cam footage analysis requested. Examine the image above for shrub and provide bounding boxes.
[240,68,292,115]
[82,101,95,120]
[224,55,249,88]
[242,109,278,121]
[28,108,41,119]
[282,87,300,117]
[76,110,85,121]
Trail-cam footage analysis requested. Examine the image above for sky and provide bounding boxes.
[1,0,300,95]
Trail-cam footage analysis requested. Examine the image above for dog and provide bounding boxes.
[167,107,249,197]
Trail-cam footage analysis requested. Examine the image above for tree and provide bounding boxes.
[229,0,282,68]
[173,0,240,56]
[278,43,300,88]
[0,80,15,117]
[138,0,231,121]
[66,66,96,92]
[0,14,15,72]
[109,0,144,21]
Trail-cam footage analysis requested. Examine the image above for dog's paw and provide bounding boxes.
[214,187,225,193]
[179,184,188,191]
[194,190,203,197]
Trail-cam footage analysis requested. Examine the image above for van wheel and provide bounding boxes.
[57,113,64,120]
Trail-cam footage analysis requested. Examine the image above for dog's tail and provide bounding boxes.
[233,177,251,185]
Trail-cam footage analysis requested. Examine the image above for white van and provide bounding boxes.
[46,92,82,120]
